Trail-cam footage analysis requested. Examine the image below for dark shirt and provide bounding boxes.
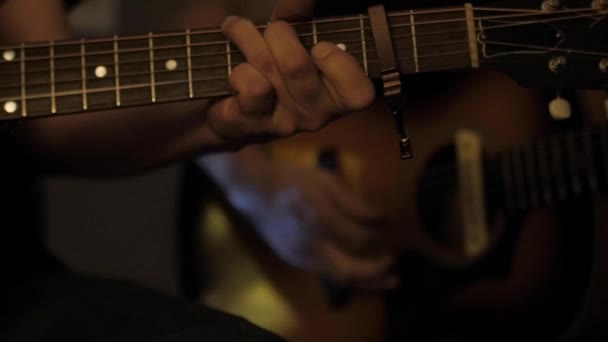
[0,0,82,272]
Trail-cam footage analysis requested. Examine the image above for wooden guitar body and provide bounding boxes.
[194,70,599,340]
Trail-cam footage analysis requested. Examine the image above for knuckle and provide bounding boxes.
[232,65,274,99]
[311,42,341,64]
[281,53,313,80]
[299,116,328,132]
[273,117,298,138]
[246,78,273,100]
[250,53,276,75]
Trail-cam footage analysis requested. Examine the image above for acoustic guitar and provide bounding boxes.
[192,78,608,341]
[1,1,605,340]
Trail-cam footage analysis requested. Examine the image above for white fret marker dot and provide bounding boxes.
[95,66,107,78]
[337,43,347,51]
[165,59,178,71]
[4,101,17,114]
[3,50,15,61]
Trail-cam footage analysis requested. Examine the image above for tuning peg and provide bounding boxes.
[542,0,561,11]
[592,0,608,9]
[549,93,572,120]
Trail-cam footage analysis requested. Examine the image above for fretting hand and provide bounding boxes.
[204,8,375,147]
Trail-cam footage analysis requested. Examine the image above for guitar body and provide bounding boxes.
[194,70,599,340]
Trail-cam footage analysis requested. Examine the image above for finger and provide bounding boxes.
[264,21,329,127]
[324,173,384,222]
[229,63,275,117]
[222,16,281,86]
[311,42,375,113]
[271,0,315,21]
[205,96,275,144]
[317,205,376,254]
[318,239,396,287]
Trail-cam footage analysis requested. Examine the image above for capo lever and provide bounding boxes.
[388,100,413,160]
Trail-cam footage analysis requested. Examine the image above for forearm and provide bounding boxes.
[1,0,228,176]
[16,101,227,176]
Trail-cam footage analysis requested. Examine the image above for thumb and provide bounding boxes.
[271,0,315,21]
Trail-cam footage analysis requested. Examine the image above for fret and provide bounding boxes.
[148,33,156,103]
[153,33,190,103]
[316,16,361,58]
[552,137,568,200]
[501,151,516,212]
[113,35,121,106]
[226,40,232,76]
[583,129,599,192]
[186,29,194,98]
[511,148,528,211]
[405,8,470,73]
[117,36,152,106]
[312,18,318,45]
[388,12,415,74]
[566,132,583,195]
[409,10,419,73]
[464,3,480,68]
[23,45,53,117]
[54,41,84,115]
[86,40,117,111]
[359,14,368,75]
[293,21,315,48]
[81,39,88,110]
[0,47,21,118]
[536,140,553,203]
[20,44,26,117]
[524,145,540,207]
[49,41,56,113]
[189,29,232,98]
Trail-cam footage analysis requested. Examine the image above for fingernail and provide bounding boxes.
[221,15,239,30]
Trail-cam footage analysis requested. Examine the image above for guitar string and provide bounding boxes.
[0,7,601,63]
[0,36,472,80]
[413,131,604,182]
[413,129,608,205]
[417,156,601,211]
[1,8,604,94]
[0,12,601,92]
[0,50,471,90]
[0,56,474,103]
[0,10,601,109]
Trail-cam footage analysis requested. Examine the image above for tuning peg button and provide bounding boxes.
[542,0,560,10]
[549,96,572,120]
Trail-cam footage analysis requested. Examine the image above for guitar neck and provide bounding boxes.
[0,5,478,120]
[2,4,605,120]
[495,125,608,213]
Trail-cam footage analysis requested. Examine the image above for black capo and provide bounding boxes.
[368,4,413,160]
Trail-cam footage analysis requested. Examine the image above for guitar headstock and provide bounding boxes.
[475,1,608,89]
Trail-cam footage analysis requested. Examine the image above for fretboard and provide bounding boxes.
[0,6,476,119]
[496,126,608,213]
